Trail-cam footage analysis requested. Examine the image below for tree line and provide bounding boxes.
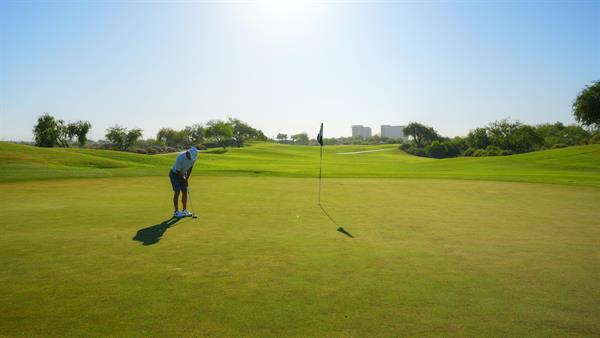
[32,114,92,147]
[401,119,598,158]
[269,81,599,157]
[275,132,402,146]
[30,80,599,156]
[275,132,407,146]
[32,116,266,153]
[401,81,600,158]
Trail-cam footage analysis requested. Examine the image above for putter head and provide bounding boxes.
[192,214,198,219]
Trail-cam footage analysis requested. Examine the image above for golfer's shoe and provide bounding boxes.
[182,210,192,217]
[174,210,185,218]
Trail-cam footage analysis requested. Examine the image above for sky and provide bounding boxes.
[1,0,599,141]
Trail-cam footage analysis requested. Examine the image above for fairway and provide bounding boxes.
[1,143,600,336]
[2,142,600,186]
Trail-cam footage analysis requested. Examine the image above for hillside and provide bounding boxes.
[1,142,599,186]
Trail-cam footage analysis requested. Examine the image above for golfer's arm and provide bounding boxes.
[186,166,193,179]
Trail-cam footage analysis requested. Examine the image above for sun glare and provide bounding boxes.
[236,0,321,37]
[254,0,305,20]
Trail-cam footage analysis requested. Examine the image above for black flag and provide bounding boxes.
[317,123,323,146]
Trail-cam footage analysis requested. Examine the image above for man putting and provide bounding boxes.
[169,147,198,218]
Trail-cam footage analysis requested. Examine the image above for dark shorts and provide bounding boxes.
[169,170,187,192]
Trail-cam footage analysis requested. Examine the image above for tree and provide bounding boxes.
[367,135,383,144]
[512,125,543,152]
[466,128,490,149]
[106,125,143,151]
[175,129,192,147]
[106,126,127,150]
[67,121,92,146]
[186,124,205,145]
[561,125,589,145]
[126,128,143,150]
[66,123,78,144]
[157,128,174,145]
[156,127,192,147]
[205,120,233,149]
[573,80,600,129]
[228,118,258,147]
[154,120,262,149]
[535,122,565,148]
[56,122,70,148]
[486,119,521,151]
[403,122,439,148]
[255,130,268,142]
[291,133,309,145]
[33,113,67,147]
[323,137,338,146]
[157,128,178,146]
[276,133,288,142]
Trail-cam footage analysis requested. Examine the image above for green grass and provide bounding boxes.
[1,177,599,336]
[1,142,599,336]
[2,141,600,186]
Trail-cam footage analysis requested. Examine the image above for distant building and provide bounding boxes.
[381,125,407,140]
[351,125,372,138]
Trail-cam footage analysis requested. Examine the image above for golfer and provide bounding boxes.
[170,147,198,218]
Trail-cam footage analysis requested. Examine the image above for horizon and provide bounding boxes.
[1,1,599,141]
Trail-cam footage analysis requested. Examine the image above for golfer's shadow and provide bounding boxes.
[132,217,182,246]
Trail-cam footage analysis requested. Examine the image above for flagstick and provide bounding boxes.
[318,143,323,206]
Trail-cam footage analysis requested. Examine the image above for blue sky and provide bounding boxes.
[1,1,599,141]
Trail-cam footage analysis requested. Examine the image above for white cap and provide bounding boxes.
[188,147,198,160]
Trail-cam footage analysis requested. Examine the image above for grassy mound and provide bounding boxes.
[1,141,599,186]
[0,142,172,182]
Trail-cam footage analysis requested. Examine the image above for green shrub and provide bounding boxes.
[425,141,448,158]
[408,146,426,157]
[473,149,488,157]
[399,143,411,151]
[440,139,462,157]
[463,147,476,156]
[135,148,148,154]
[450,136,469,153]
[551,143,568,149]
[485,145,502,156]
[500,150,513,156]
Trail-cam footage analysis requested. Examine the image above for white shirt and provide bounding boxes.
[171,151,195,174]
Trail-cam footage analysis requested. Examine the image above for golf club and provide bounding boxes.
[187,185,198,219]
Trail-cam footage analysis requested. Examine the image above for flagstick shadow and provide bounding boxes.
[317,123,352,238]
[319,204,354,238]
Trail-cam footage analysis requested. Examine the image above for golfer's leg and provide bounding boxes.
[173,191,180,211]
[182,189,188,210]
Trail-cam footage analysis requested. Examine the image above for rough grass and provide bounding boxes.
[1,142,600,186]
[1,177,598,337]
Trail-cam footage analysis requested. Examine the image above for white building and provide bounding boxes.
[381,125,407,140]
[351,125,372,138]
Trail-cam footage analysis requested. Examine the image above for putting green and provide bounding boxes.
[1,176,599,336]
